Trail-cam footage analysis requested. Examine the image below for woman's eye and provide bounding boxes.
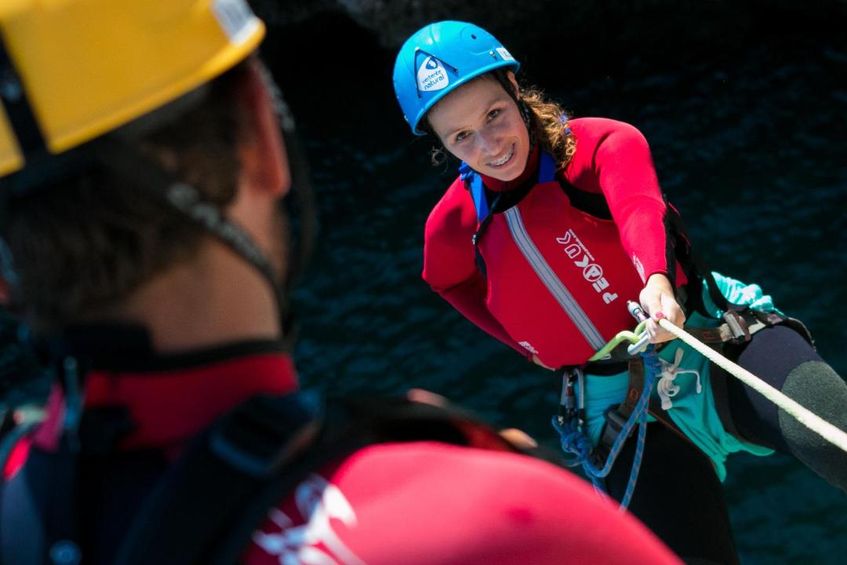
[454,131,470,143]
[487,109,501,121]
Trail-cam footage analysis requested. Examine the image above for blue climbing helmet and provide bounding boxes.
[393,21,520,135]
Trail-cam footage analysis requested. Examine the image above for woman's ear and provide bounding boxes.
[506,71,520,97]
[236,59,291,198]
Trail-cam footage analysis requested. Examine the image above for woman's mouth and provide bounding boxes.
[486,144,515,168]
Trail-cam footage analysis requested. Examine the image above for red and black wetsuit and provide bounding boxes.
[423,117,688,367]
[0,326,680,564]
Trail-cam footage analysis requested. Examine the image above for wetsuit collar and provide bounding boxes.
[32,324,299,452]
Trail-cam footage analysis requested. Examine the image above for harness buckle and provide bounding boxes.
[598,408,628,452]
[590,408,627,468]
[722,309,752,343]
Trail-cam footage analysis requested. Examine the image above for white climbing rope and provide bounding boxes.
[657,318,847,454]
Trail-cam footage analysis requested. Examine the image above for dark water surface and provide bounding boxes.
[272,15,847,564]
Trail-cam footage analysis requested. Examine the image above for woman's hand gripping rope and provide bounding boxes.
[639,273,686,344]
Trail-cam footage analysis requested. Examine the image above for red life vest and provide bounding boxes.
[470,152,684,367]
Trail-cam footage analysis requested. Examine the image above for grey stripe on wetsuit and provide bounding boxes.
[504,207,607,350]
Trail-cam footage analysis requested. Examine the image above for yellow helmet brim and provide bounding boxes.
[0,0,265,177]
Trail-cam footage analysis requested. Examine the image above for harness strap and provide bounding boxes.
[707,362,743,440]
[598,358,698,456]
[598,359,643,450]
[0,360,85,565]
[115,392,320,565]
[685,309,786,346]
[1,457,44,565]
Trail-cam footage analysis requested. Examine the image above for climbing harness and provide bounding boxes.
[552,296,847,512]
[551,302,658,510]
[552,350,659,510]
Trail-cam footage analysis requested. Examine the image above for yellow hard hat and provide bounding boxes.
[0,0,266,178]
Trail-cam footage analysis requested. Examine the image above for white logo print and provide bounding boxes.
[518,341,539,355]
[495,47,514,62]
[631,254,646,282]
[556,229,618,304]
[253,474,365,565]
[417,56,449,92]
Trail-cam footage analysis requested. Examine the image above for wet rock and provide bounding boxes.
[255,0,847,58]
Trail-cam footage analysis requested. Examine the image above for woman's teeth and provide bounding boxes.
[489,146,514,167]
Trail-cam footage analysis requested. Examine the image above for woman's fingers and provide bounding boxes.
[407,388,449,406]
[499,428,539,449]
[639,274,685,343]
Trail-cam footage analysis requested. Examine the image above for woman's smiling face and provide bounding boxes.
[427,72,530,181]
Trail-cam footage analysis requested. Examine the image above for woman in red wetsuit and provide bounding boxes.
[393,20,847,564]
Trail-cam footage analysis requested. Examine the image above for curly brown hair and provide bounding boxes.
[519,84,577,170]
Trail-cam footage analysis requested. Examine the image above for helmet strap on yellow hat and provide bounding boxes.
[95,138,296,345]
[0,31,44,162]
[0,31,80,198]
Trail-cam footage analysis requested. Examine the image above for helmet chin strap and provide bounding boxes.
[98,64,316,351]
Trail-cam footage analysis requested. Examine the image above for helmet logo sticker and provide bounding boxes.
[417,56,449,93]
[495,47,514,62]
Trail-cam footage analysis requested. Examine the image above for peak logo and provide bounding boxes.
[417,56,449,92]
[556,229,618,304]
[518,341,539,355]
[253,475,365,565]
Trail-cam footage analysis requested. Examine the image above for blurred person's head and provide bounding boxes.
[0,1,311,349]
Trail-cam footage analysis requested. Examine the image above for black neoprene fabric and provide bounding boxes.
[722,324,847,492]
[606,424,739,565]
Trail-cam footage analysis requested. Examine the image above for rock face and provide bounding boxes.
[255,0,847,142]
[256,0,847,56]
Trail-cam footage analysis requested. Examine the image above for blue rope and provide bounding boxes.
[552,349,661,509]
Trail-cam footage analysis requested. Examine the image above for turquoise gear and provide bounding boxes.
[578,272,777,481]
[392,20,520,135]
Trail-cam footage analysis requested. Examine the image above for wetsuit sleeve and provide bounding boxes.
[568,118,674,284]
[422,181,530,357]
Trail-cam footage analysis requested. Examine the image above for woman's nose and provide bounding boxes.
[477,130,499,155]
